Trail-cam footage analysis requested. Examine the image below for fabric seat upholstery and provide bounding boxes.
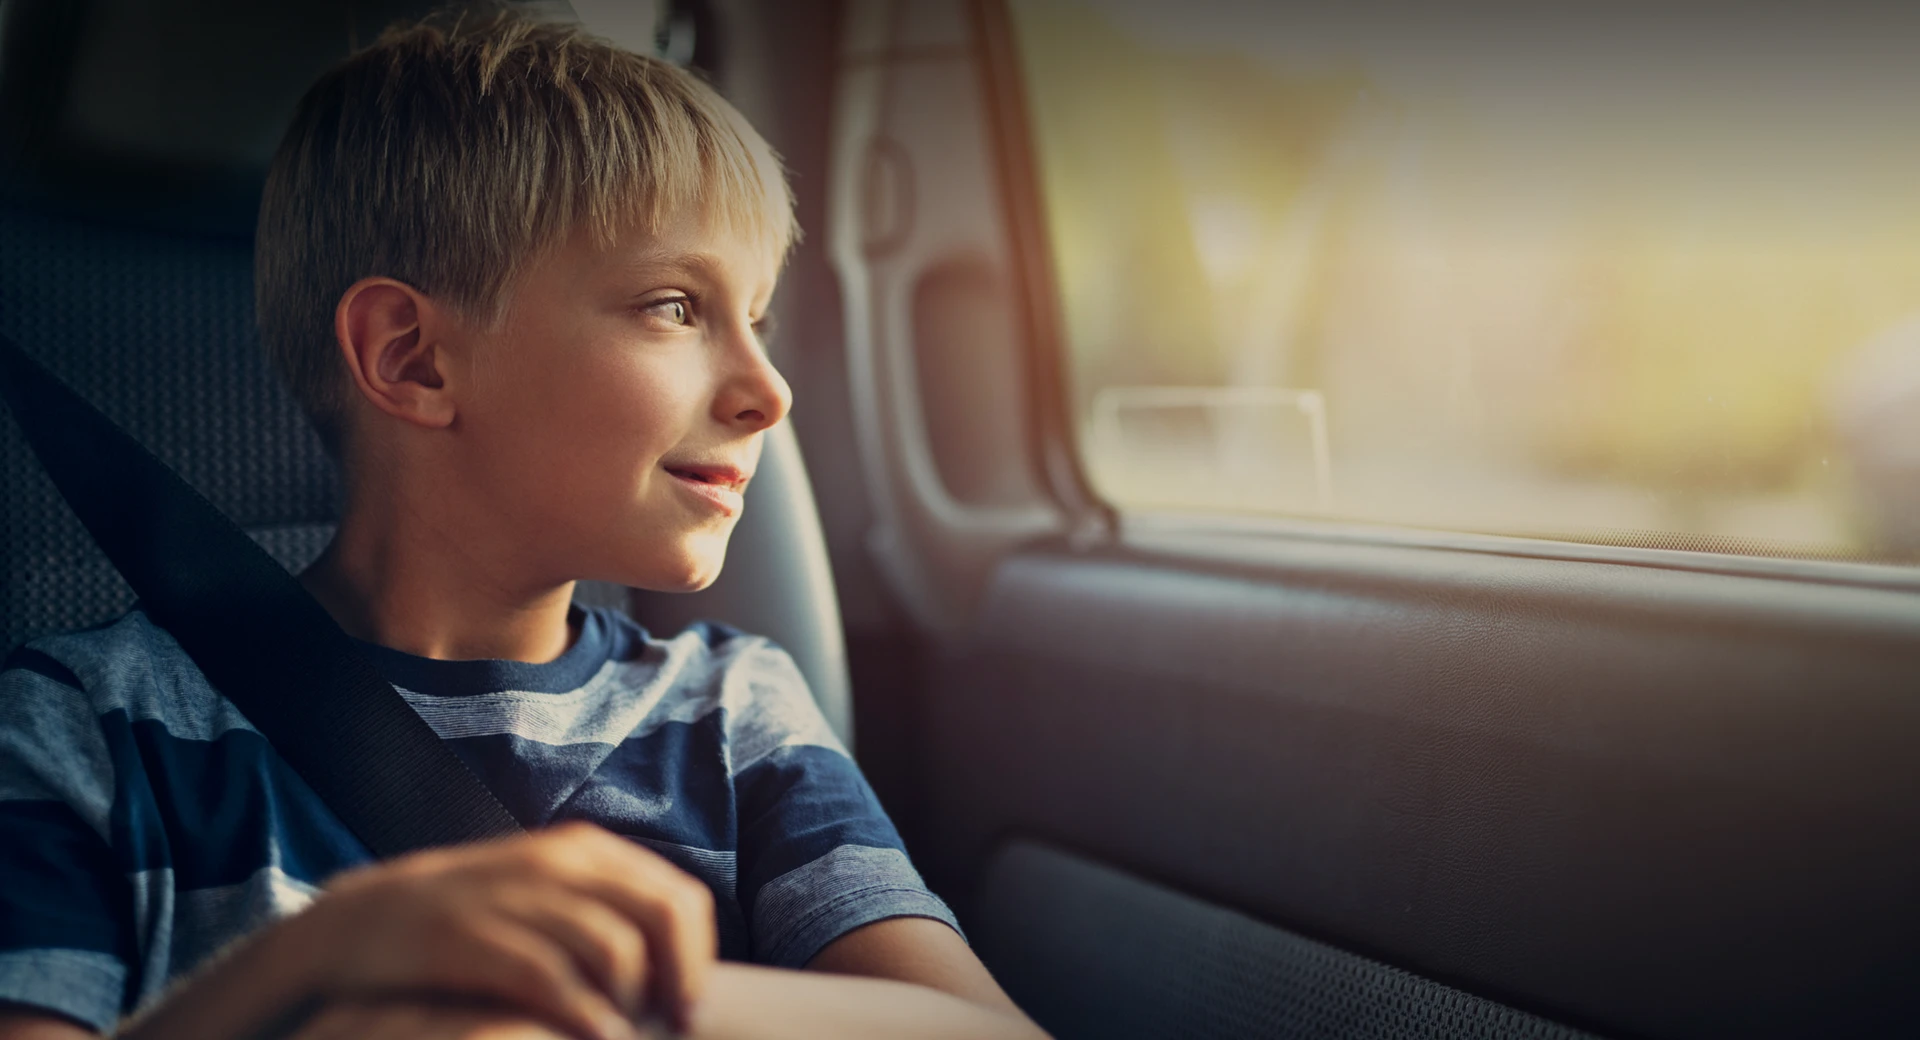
[0,200,341,648]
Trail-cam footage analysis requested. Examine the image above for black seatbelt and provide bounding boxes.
[0,330,524,858]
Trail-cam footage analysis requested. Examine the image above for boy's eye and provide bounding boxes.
[645,297,693,325]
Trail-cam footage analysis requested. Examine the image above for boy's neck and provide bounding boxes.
[300,483,580,665]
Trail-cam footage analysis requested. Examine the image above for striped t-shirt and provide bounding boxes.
[0,605,957,1032]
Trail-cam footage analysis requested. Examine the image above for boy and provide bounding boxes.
[0,7,1041,1039]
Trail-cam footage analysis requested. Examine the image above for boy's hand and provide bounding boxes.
[291,821,714,1040]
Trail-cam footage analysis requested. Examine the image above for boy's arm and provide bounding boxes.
[804,917,1031,1020]
[269,964,1043,1040]
[0,951,1048,1040]
[719,642,1041,1030]
[686,961,1047,1040]
[275,967,1043,1040]
[0,1007,91,1040]
[726,644,974,968]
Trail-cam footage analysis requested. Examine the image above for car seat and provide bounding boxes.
[0,0,853,743]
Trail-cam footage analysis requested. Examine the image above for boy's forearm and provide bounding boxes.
[100,922,1049,1040]
[258,963,1044,1040]
[116,910,331,1040]
[685,962,1048,1040]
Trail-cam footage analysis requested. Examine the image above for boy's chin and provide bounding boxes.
[613,537,731,594]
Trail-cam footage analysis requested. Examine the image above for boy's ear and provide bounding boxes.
[334,277,459,430]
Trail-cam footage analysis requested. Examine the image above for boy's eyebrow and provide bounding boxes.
[614,247,778,310]
[617,249,725,283]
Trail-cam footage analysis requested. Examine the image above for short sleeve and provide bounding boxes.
[724,641,961,968]
[0,648,133,1032]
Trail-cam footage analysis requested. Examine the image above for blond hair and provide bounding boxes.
[256,5,794,450]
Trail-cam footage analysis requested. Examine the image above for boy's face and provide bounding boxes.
[446,211,790,593]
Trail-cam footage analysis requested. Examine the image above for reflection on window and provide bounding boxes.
[1010,1,1920,561]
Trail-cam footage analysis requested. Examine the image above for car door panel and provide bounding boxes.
[916,541,1920,1039]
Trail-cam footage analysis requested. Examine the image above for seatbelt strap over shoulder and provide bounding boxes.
[0,331,524,858]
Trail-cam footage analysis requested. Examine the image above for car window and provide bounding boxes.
[1009,0,1920,563]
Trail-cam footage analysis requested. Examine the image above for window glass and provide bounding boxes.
[1009,1,1920,561]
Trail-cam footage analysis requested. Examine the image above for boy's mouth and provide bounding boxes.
[662,464,749,491]
[663,462,750,516]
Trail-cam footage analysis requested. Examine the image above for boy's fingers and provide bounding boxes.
[515,824,715,1027]
[507,889,649,1018]
[578,866,716,1029]
[464,921,640,1040]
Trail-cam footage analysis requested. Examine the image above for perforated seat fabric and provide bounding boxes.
[0,201,341,650]
[975,841,1600,1040]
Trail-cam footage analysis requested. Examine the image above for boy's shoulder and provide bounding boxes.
[3,607,251,739]
[2,608,259,859]
[7,606,164,685]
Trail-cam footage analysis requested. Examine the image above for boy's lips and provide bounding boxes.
[662,462,750,490]
[662,462,751,515]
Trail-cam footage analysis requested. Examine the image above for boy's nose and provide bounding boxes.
[717,330,792,432]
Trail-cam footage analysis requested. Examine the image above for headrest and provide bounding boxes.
[0,0,567,238]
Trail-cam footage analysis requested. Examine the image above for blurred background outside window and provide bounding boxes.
[1010,1,1920,561]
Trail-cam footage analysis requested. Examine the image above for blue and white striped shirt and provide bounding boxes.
[0,606,957,1032]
